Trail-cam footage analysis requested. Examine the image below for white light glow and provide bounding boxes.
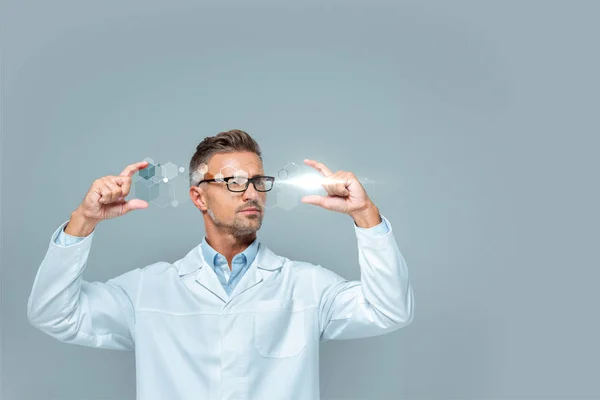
[277,173,326,190]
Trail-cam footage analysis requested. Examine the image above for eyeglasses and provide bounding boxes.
[197,175,275,192]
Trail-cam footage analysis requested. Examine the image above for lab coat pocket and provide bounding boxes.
[253,300,307,358]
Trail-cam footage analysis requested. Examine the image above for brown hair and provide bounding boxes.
[188,129,262,186]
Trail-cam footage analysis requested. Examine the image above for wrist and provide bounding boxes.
[350,202,381,228]
[65,208,98,237]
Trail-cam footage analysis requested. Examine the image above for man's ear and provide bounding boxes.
[190,187,208,211]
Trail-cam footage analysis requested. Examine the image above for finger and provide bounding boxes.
[119,161,149,178]
[97,181,115,204]
[103,198,147,218]
[335,174,350,196]
[113,176,132,198]
[301,195,327,208]
[102,180,123,204]
[322,175,350,197]
[304,159,333,177]
[123,198,149,213]
[322,177,338,197]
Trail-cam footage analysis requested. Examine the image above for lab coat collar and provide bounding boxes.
[175,241,284,276]
[174,240,285,304]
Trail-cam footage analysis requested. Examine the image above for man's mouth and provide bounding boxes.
[239,207,261,213]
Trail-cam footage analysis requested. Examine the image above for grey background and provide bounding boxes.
[1,0,599,399]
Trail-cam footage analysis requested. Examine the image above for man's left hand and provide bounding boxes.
[301,159,382,228]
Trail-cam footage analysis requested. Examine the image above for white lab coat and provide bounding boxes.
[28,215,414,400]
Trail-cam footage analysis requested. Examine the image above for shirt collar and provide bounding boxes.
[175,239,282,276]
[200,236,259,270]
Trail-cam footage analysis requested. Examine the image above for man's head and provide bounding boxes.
[189,129,268,238]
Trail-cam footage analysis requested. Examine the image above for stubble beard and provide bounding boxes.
[207,207,263,238]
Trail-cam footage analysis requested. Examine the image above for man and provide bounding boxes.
[28,129,414,400]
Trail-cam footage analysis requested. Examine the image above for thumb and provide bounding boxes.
[301,195,326,208]
[122,199,149,213]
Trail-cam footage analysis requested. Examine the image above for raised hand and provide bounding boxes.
[300,159,381,228]
[300,159,373,216]
[66,161,150,236]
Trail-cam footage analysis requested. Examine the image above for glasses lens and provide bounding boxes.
[228,177,248,192]
[254,177,273,191]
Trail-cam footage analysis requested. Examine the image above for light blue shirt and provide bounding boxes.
[54,215,391,296]
[200,237,259,296]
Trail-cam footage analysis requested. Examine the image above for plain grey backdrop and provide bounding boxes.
[2,0,599,399]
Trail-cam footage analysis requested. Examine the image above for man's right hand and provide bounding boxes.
[65,161,150,236]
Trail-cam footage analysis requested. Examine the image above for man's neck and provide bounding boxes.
[205,231,256,266]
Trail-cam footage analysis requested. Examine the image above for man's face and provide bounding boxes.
[194,151,267,237]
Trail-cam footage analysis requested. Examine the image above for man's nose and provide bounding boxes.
[242,182,259,200]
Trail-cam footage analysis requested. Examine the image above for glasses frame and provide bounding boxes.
[197,175,275,192]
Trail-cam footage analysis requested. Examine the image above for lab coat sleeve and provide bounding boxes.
[354,214,390,236]
[315,214,414,341]
[54,225,86,246]
[27,220,141,351]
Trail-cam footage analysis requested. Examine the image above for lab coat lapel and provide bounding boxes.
[194,261,229,303]
[226,243,284,304]
[174,243,228,303]
[226,259,262,303]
